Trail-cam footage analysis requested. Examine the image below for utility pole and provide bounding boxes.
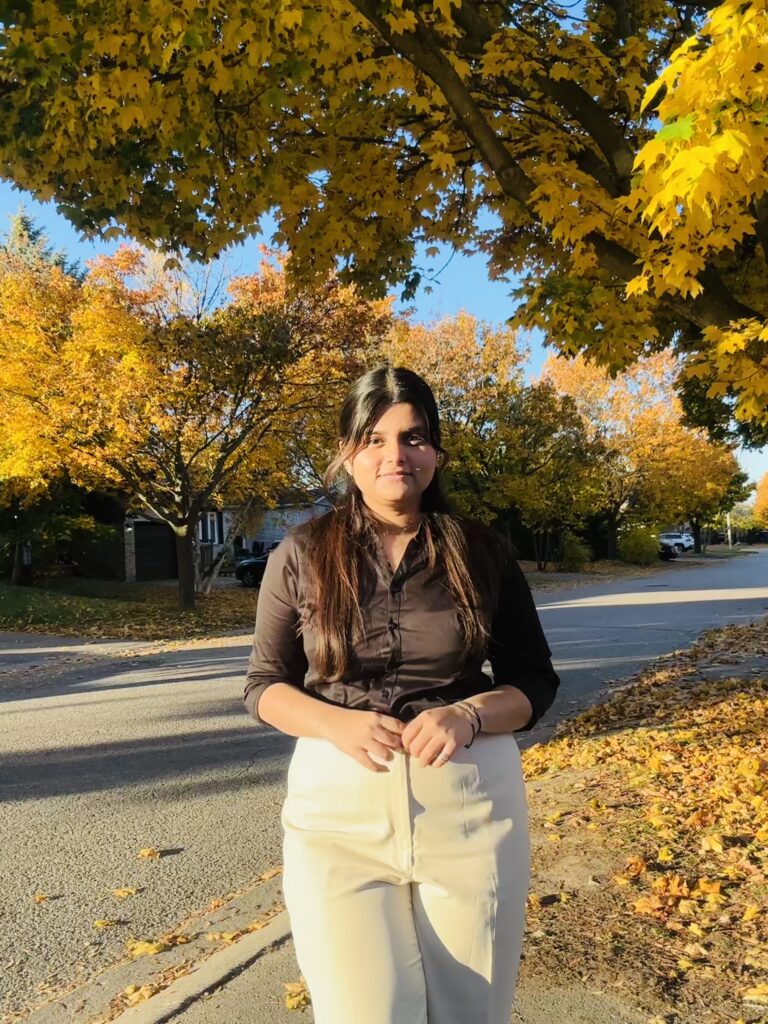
[726,511,733,548]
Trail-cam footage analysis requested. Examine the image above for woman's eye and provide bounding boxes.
[409,434,427,444]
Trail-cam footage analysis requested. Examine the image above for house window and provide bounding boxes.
[199,512,221,545]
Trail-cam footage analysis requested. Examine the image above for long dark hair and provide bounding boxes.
[303,365,504,680]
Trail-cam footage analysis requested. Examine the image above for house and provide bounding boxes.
[122,493,333,582]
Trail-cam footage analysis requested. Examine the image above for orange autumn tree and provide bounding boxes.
[544,352,745,553]
[756,473,768,529]
[0,245,392,608]
[382,314,604,565]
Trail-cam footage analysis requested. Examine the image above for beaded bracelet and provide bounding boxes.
[454,700,483,748]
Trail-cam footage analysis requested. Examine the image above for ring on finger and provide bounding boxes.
[435,751,450,763]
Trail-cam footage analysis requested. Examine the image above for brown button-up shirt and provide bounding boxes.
[244,514,559,729]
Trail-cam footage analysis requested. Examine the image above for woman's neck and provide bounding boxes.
[362,500,423,534]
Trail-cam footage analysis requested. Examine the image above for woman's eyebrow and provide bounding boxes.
[367,426,427,437]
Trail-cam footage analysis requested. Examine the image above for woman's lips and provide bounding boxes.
[379,472,411,477]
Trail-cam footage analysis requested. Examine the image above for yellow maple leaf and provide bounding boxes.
[284,978,311,1010]
[121,984,157,1007]
[742,983,768,1005]
[741,905,761,923]
[93,919,117,928]
[137,847,161,860]
[657,847,675,863]
[126,939,171,958]
[206,931,240,944]
[112,887,141,898]
[33,893,48,904]
[700,834,723,853]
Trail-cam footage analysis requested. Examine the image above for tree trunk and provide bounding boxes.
[691,518,703,554]
[532,530,544,572]
[10,539,26,585]
[604,514,620,560]
[174,528,197,610]
[543,528,552,571]
[202,499,254,596]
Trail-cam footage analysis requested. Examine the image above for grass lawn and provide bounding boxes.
[0,578,258,641]
[700,544,763,559]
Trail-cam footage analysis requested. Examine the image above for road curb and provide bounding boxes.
[112,912,292,1024]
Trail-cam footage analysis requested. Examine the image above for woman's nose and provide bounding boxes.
[383,440,408,460]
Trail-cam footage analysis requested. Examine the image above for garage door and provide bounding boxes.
[134,522,178,580]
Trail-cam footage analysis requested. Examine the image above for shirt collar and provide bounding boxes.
[364,513,430,582]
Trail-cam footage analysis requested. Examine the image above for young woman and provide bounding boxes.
[244,366,559,1024]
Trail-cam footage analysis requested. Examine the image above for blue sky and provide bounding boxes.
[2,180,766,489]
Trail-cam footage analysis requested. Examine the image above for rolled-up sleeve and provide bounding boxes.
[487,557,559,731]
[243,535,308,725]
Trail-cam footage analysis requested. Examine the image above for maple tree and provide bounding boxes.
[0,0,765,432]
[0,244,392,608]
[0,212,100,583]
[756,472,768,528]
[544,352,745,553]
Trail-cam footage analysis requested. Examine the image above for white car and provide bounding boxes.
[659,532,694,552]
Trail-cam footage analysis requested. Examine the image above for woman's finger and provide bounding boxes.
[374,728,403,749]
[356,750,388,773]
[417,734,449,768]
[368,739,398,762]
[401,718,422,753]
[432,738,457,768]
[378,715,405,736]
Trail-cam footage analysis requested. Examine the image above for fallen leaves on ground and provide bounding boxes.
[206,905,284,945]
[0,579,257,641]
[111,886,142,898]
[136,847,161,860]
[103,963,192,1019]
[126,932,193,959]
[284,978,311,1010]
[33,893,48,904]
[521,618,768,1022]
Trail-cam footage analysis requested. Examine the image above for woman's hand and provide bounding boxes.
[321,709,406,773]
[401,705,476,767]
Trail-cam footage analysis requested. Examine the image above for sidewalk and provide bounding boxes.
[22,862,650,1024]
[24,902,650,1024]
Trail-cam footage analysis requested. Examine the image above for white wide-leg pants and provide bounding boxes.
[281,732,530,1024]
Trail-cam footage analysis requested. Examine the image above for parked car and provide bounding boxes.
[658,539,679,561]
[659,531,694,553]
[235,552,270,587]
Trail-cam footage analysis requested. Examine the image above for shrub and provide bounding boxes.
[618,526,659,565]
[558,531,592,571]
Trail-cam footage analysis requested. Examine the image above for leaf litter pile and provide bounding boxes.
[521,619,768,1023]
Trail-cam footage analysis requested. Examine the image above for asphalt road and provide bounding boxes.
[1,550,766,1018]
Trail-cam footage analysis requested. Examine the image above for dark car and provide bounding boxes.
[659,539,678,561]
[235,553,270,587]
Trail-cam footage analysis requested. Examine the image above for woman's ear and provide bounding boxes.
[339,440,352,476]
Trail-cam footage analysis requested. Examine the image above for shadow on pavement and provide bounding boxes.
[0,725,294,803]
